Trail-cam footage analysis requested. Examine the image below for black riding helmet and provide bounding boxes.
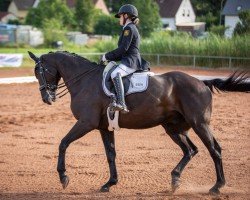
[115,4,138,18]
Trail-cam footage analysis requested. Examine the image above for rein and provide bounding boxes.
[34,52,100,100]
[56,67,99,98]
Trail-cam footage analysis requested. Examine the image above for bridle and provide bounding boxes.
[35,59,99,99]
[35,60,58,93]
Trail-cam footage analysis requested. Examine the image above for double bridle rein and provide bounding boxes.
[35,59,99,99]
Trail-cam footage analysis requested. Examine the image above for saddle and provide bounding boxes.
[102,61,154,97]
[102,62,154,132]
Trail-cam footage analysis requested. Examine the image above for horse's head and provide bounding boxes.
[28,51,61,105]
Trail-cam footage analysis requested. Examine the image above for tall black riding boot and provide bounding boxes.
[112,73,129,113]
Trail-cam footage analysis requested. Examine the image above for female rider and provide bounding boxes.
[100,4,148,113]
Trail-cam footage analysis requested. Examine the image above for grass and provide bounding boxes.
[94,31,250,68]
[0,45,96,54]
[0,45,99,67]
[141,32,250,57]
[0,31,249,68]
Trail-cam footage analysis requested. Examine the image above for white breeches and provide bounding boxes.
[111,64,136,79]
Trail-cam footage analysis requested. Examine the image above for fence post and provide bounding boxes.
[193,55,196,68]
[229,57,232,68]
[157,54,160,66]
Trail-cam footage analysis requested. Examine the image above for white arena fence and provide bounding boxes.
[15,53,250,69]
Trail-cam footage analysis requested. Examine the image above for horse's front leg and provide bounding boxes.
[100,129,118,192]
[57,120,94,189]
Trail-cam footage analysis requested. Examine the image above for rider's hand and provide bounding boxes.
[99,54,107,65]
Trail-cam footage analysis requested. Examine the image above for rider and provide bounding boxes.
[100,4,148,113]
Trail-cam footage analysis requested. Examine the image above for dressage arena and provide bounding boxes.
[0,67,249,199]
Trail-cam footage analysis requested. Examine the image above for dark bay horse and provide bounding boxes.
[28,51,249,195]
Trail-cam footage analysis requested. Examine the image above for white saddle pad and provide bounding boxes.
[102,62,154,97]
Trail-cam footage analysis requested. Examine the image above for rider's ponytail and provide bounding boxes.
[131,16,139,25]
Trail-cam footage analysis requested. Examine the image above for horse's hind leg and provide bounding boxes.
[191,122,225,195]
[99,129,118,192]
[162,123,198,193]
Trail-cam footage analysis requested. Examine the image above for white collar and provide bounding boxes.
[123,21,132,29]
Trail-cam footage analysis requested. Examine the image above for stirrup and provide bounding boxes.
[118,103,129,113]
[110,102,129,113]
[110,102,123,111]
[121,106,129,114]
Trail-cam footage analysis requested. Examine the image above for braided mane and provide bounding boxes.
[48,51,100,67]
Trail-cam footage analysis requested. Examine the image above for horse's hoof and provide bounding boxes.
[209,187,220,196]
[61,176,69,189]
[100,185,109,192]
[171,180,180,193]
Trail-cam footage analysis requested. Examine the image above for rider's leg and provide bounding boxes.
[112,72,129,113]
[111,64,135,113]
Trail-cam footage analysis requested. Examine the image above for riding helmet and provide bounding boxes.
[115,4,138,18]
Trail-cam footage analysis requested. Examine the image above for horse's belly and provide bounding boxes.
[118,108,166,129]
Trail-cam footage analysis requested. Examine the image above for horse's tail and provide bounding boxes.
[203,71,250,93]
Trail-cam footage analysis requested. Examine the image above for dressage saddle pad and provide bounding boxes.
[102,62,154,97]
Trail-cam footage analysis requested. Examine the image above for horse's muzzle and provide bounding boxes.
[48,90,56,102]
[42,93,52,105]
[41,90,56,105]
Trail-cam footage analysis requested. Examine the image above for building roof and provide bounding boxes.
[222,0,250,16]
[156,0,183,18]
[0,12,10,19]
[0,12,17,23]
[13,0,36,10]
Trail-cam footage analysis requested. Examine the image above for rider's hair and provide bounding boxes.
[127,14,139,25]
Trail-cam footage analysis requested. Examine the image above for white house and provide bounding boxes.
[222,0,250,38]
[156,0,196,30]
[8,0,40,20]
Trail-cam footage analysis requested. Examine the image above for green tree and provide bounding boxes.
[7,19,22,25]
[94,14,121,35]
[133,0,161,37]
[42,18,69,46]
[74,0,96,33]
[107,0,226,31]
[197,12,218,30]
[25,0,75,29]
[234,10,250,36]
[104,0,124,13]
[104,0,161,37]
[209,25,229,36]
[191,0,226,29]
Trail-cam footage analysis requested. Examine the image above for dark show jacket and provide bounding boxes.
[105,23,148,71]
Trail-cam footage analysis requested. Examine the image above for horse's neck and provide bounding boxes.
[57,57,91,80]
[57,59,102,96]
[58,61,83,81]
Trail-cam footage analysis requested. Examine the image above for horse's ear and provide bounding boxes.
[28,51,39,63]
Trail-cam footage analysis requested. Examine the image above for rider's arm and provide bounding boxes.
[105,26,133,61]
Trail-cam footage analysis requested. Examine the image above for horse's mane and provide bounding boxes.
[48,51,101,68]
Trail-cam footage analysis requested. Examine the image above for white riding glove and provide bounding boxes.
[102,54,107,62]
[100,54,107,65]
